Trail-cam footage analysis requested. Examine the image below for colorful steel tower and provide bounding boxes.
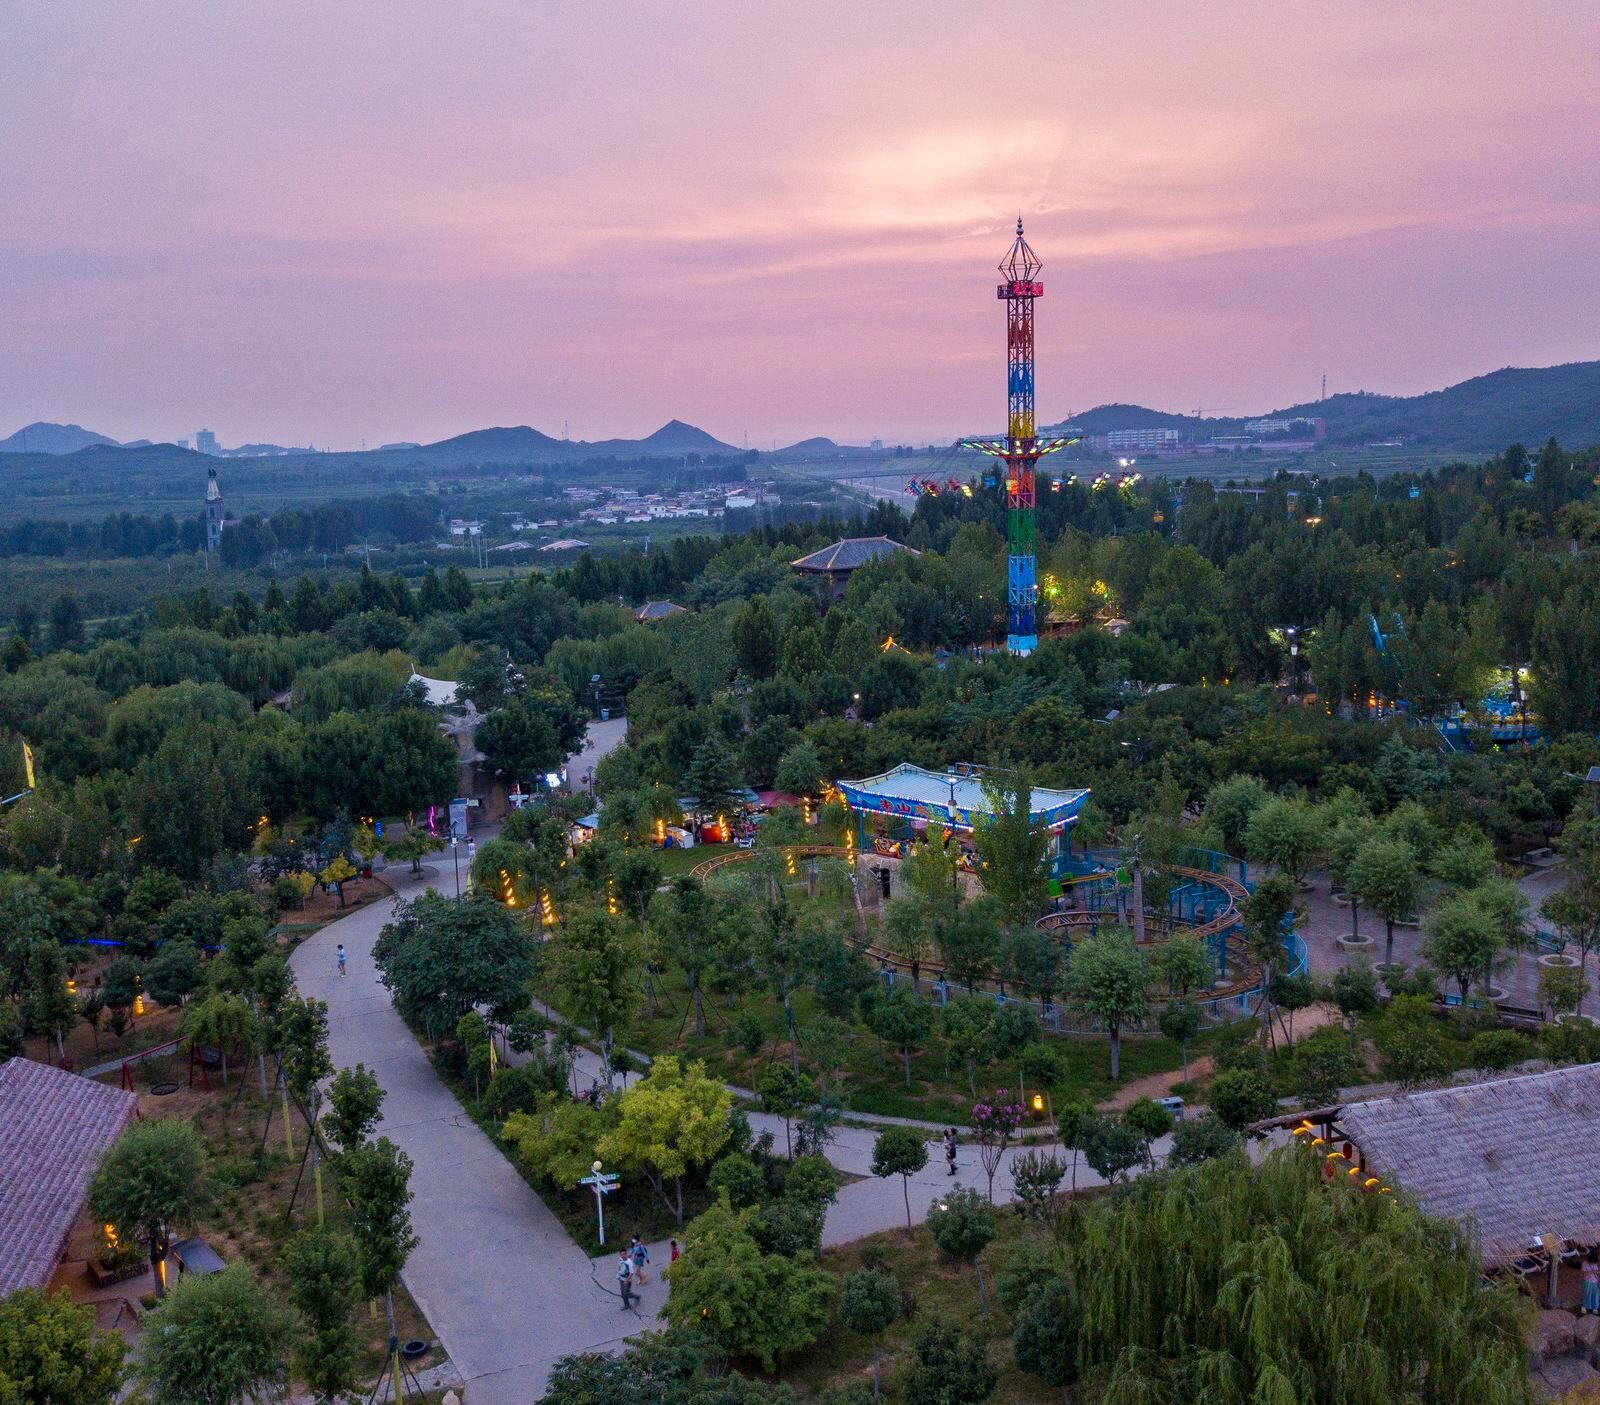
[965,218,1076,656]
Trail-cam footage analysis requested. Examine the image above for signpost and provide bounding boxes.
[579,1161,620,1245]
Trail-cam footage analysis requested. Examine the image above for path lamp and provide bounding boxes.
[450,837,461,898]
[579,1160,620,1245]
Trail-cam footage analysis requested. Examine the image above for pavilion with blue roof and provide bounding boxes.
[835,762,1090,880]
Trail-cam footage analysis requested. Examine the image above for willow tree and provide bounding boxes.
[1062,1147,1531,1405]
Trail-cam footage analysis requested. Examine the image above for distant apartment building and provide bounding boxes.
[195,428,219,455]
[1102,427,1182,452]
[448,519,484,537]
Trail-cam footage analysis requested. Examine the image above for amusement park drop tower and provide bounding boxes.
[965,219,1076,656]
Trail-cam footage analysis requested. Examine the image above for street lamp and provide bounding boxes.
[450,837,461,897]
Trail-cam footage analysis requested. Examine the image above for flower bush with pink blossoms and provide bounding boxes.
[971,1090,1025,1203]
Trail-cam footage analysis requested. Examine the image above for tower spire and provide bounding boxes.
[961,218,1080,656]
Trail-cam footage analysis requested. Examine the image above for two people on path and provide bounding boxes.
[944,1127,958,1176]
[617,1234,652,1309]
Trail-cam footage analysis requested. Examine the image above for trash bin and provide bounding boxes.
[600,707,610,721]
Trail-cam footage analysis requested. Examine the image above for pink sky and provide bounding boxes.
[3,1,1599,449]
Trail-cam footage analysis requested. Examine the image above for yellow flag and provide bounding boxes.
[22,740,34,790]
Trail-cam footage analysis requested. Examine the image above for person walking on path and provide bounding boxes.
[616,1250,637,1310]
[944,1128,958,1176]
[337,944,347,977]
[1584,1251,1600,1315]
[669,1239,680,1264]
[629,1234,651,1285]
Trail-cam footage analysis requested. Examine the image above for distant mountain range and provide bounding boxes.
[0,417,739,464]
[0,422,123,454]
[1050,361,1600,452]
[7,359,1600,466]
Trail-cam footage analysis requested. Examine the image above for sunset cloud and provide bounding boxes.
[1,0,1597,447]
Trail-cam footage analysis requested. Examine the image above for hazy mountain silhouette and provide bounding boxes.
[0,421,122,453]
[1051,361,1600,451]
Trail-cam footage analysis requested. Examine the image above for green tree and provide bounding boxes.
[1350,838,1420,967]
[870,1125,930,1231]
[549,907,642,1088]
[757,1063,814,1159]
[661,1199,835,1370]
[502,1093,612,1187]
[135,1265,291,1405]
[1244,795,1323,885]
[178,991,256,1084]
[840,1268,901,1401]
[1326,812,1377,940]
[774,740,825,798]
[1375,995,1450,1089]
[686,734,742,824]
[1011,1279,1076,1404]
[1166,1115,1241,1167]
[598,1055,731,1224]
[927,1187,999,1310]
[1203,774,1270,857]
[1292,1026,1363,1107]
[382,826,444,876]
[1422,891,1502,1001]
[475,697,564,782]
[373,891,535,1040]
[1065,928,1150,1081]
[281,1226,360,1403]
[1078,1114,1149,1184]
[732,597,781,681]
[941,994,996,1096]
[1536,962,1588,1020]
[902,1319,997,1405]
[1156,934,1214,998]
[322,1063,385,1155]
[0,1286,124,1405]
[143,940,201,1008]
[1208,1067,1277,1132]
[89,1119,209,1297]
[1158,997,1202,1083]
[26,941,79,1062]
[860,984,934,1087]
[973,770,1050,925]
[342,1135,419,1395]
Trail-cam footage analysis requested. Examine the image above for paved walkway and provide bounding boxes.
[292,869,643,1403]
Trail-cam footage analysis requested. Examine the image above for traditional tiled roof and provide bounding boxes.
[790,536,918,573]
[635,600,688,622]
[1339,1063,1600,1263]
[0,1058,138,1294]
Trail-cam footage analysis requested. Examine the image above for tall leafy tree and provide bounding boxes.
[135,1265,291,1405]
[89,1120,209,1297]
[597,1055,731,1223]
[660,1199,835,1370]
[549,907,642,1088]
[281,1226,361,1403]
[973,769,1050,925]
[1350,837,1420,967]
[1066,928,1150,1081]
[0,1287,125,1405]
[373,891,535,1039]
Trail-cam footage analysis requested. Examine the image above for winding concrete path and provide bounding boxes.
[292,868,640,1404]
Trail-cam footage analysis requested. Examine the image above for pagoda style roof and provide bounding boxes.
[790,536,918,574]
